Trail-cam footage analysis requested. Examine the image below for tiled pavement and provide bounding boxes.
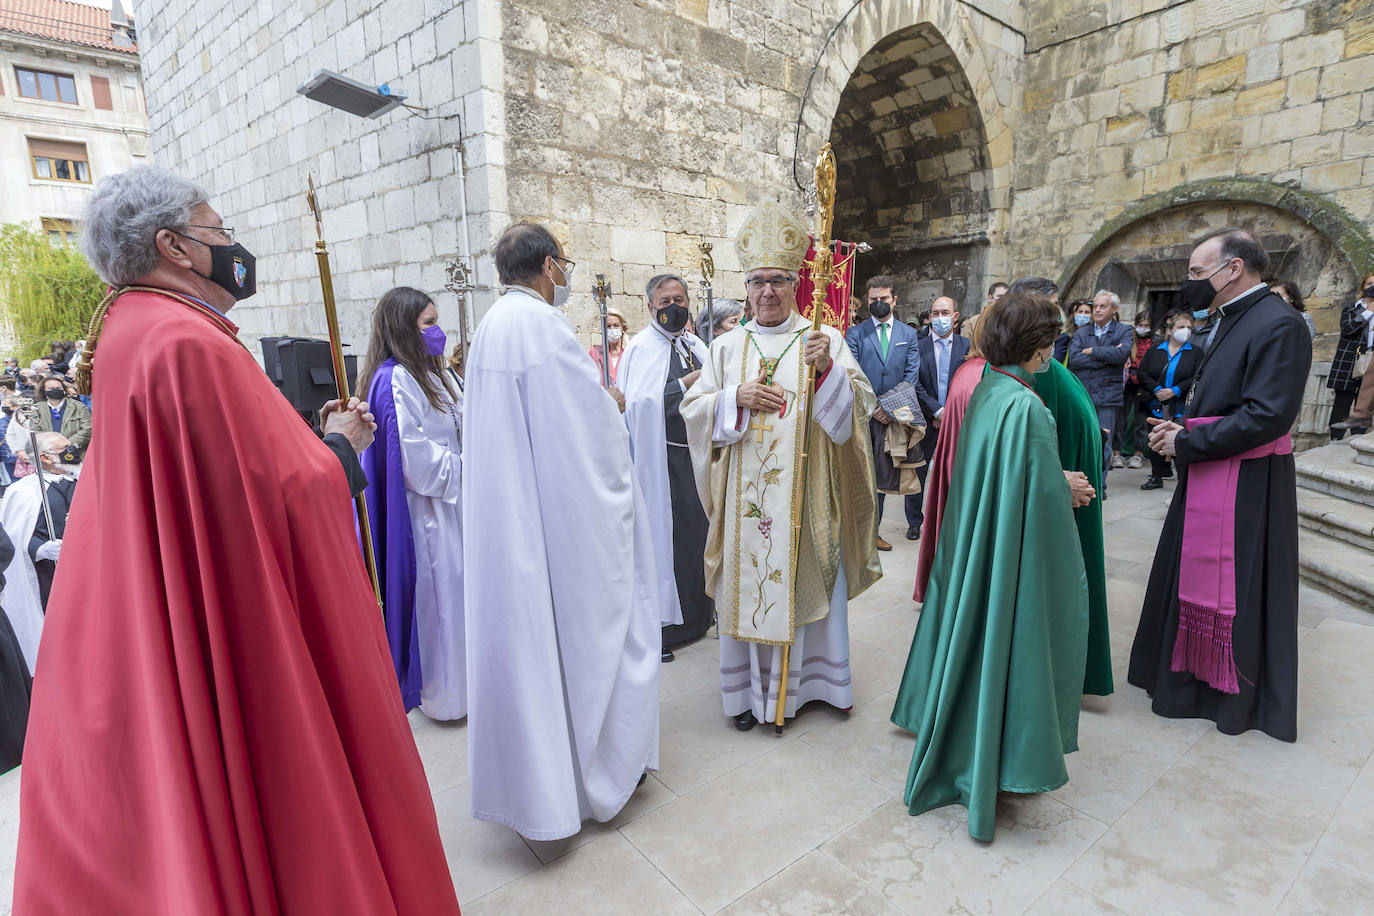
[2,464,1370,914]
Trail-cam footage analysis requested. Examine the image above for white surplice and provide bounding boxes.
[618,326,709,627]
[0,471,63,672]
[462,287,661,841]
[391,365,466,720]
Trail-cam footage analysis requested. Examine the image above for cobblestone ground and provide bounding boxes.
[1,462,1370,914]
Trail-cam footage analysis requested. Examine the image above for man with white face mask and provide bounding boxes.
[914,296,969,535]
[619,274,713,661]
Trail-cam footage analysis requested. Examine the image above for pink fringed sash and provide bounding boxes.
[1173,416,1292,693]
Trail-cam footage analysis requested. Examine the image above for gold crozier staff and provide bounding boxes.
[773,143,839,735]
[305,174,383,609]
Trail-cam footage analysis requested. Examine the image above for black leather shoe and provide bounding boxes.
[906,525,920,540]
[733,711,757,731]
[1140,475,1163,491]
[661,648,675,662]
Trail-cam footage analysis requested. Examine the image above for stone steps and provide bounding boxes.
[1298,528,1374,611]
[1296,436,1374,609]
[1295,438,1374,509]
[1297,491,1374,553]
[1351,434,1374,469]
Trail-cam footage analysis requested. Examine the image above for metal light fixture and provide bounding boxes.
[296,69,408,119]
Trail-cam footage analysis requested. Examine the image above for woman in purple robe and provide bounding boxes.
[359,287,467,720]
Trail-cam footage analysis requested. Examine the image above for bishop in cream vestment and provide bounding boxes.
[681,201,881,729]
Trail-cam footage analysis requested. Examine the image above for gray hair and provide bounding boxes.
[80,166,209,286]
[697,298,743,338]
[1092,289,1121,309]
[645,273,691,303]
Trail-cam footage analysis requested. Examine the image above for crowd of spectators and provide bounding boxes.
[1,340,91,488]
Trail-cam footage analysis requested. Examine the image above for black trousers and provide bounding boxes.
[1329,388,1357,439]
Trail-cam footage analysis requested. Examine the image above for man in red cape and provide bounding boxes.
[14,166,460,914]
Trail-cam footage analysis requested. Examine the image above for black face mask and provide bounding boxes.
[44,388,65,402]
[175,231,257,300]
[868,300,892,319]
[203,242,256,300]
[655,303,690,334]
[1363,285,1374,299]
[58,442,82,464]
[1179,262,1230,315]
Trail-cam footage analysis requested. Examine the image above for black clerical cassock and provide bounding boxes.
[1128,286,1311,742]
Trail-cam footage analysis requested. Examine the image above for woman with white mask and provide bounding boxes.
[1136,310,1202,490]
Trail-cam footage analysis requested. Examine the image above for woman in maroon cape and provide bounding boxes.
[913,352,986,603]
[14,167,460,914]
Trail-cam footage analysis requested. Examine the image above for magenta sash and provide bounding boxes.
[1173,416,1292,694]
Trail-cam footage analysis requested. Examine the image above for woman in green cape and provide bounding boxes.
[1033,358,1112,695]
[890,290,1090,842]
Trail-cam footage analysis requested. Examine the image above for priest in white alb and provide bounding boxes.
[682,200,881,731]
[462,220,661,839]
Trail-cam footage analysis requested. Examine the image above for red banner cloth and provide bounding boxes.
[796,239,860,332]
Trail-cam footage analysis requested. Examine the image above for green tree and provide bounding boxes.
[0,223,105,362]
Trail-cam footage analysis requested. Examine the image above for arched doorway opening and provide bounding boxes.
[827,23,993,318]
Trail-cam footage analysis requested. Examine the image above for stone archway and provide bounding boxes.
[828,24,991,312]
[1060,179,1374,340]
[791,0,1020,315]
[1058,179,1374,448]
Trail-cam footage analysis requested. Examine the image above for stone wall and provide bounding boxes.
[1011,0,1374,357]
[494,0,1025,345]
[136,0,496,358]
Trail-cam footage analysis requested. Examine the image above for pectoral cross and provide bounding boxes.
[748,412,773,443]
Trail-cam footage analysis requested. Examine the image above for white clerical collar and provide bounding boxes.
[504,284,551,305]
[752,312,801,335]
[1217,283,1267,315]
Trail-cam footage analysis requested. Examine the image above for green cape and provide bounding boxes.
[1033,359,1112,696]
[890,365,1090,842]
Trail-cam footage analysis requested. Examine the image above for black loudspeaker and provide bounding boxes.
[261,337,357,424]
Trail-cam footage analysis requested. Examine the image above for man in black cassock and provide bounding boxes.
[1128,227,1310,742]
[619,274,714,661]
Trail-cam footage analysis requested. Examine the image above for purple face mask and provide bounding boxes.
[421,324,447,357]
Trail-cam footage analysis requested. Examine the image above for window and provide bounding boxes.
[28,139,91,183]
[15,67,78,104]
[41,218,77,245]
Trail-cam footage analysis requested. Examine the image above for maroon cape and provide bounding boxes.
[913,357,986,603]
[15,290,460,914]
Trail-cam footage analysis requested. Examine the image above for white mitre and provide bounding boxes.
[734,200,809,274]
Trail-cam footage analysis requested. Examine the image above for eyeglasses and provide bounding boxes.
[746,275,794,291]
[552,256,576,278]
[1186,258,1234,279]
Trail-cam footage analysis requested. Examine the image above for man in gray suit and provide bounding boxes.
[1068,289,1132,480]
[844,275,923,550]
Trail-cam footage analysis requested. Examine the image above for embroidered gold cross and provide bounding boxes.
[748,413,773,443]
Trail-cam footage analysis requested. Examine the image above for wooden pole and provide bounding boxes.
[306,174,383,610]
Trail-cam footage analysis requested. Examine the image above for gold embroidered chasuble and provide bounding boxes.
[681,311,881,646]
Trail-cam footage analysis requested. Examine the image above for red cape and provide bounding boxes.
[913,357,986,603]
[15,290,459,914]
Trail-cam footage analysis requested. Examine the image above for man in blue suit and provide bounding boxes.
[913,296,970,533]
[845,275,924,550]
